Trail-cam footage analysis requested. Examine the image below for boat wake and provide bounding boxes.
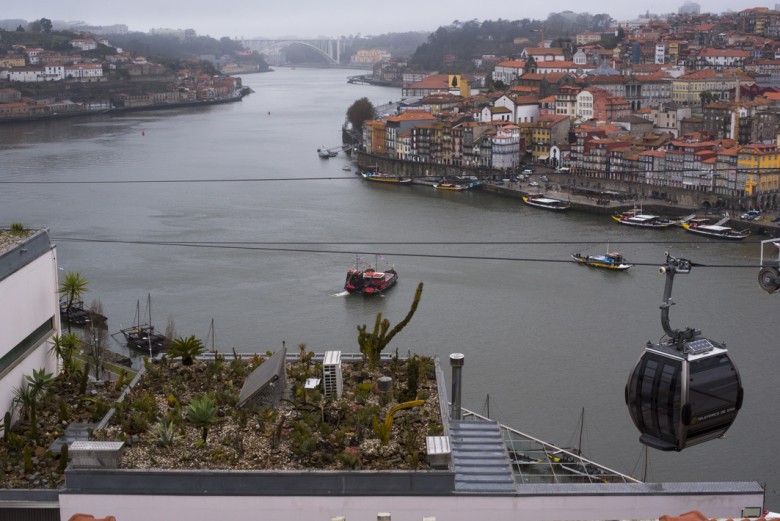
[333,290,350,297]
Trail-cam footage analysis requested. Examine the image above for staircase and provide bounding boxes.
[449,419,516,493]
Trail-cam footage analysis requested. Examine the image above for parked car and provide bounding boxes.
[528,181,539,187]
[556,167,570,173]
[539,175,549,183]
[741,210,761,220]
[522,168,533,174]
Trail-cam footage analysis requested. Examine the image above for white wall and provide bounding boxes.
[58,491,765,521]
[0,246,59,421]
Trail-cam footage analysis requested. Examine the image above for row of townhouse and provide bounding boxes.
[0,63,104,82]
[575,129,780,203]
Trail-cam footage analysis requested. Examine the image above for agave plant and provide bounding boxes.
[186,395,218,444]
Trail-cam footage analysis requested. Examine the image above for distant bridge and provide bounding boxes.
[241,38,348,64]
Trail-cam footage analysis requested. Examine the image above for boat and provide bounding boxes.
[342,165,351,171]
[680,218,749,240]
[612,212,677,228]
[59,297,108,328]
[317,146,338,158]
[343,255,398,296]
[361,267,398,296]
[361,171,412,184]
[114,294,169,354]
[571,251,633,271]
[522,194,571,211]
[433,182,468,191]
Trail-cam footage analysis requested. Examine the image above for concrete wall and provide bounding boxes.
[0,230,59,422]
[58,485,765,521]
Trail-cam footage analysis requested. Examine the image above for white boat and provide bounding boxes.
[317,146,338,158]
[680,220,749,240]
[522,194,570,211]
[612,212,677,228]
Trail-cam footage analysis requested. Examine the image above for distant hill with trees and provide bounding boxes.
[408,13,615,72]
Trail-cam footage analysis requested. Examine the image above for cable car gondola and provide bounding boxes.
[625,254,743,452]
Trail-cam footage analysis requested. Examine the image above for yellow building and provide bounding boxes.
[738,144,780,198]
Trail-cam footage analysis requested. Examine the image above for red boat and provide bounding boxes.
[361,268,398,296]
[343,256,398,296]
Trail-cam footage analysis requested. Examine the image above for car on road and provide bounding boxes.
[539,175,549,183]
[522,168,533,174]
[741,210,761,220]
[528,181,539,187]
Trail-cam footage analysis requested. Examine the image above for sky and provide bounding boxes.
[4,0,772,39]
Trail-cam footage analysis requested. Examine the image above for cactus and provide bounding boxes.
[357,282,423,369]
[59,444,69,473]
[3,411,10,441]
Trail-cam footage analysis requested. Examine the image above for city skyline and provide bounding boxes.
[2,0,771,40]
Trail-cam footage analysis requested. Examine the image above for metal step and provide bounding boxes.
[449,419,516,493]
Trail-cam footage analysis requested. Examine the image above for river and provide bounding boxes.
[1,67,777,509]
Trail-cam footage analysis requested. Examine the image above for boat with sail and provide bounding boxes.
[361,171,412,184]
[113,294,169,354]
[680,216,749,240]
[571,250,633,271]
[343,255,398,296]
[522,194,571,211]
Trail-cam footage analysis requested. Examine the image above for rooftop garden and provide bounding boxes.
[1,282,442,488]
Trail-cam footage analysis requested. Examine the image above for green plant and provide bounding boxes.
[10,223,25,235]
[168,335,205,366]
[186,395,218,444]
[154,418,175,448]
[58,272,89,333]
[59,444,69,473]
[372,400,425,446]
[337,447,362,469]
[357,282,423,369]
[22,446,33,473]
[2,411,10,440]
[49,333,81,376]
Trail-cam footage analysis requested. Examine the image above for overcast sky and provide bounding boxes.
[5,0,769,39]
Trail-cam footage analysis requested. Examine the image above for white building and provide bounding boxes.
[65,64,104,80]
[0,228,60,426]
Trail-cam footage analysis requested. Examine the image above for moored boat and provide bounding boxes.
[522,194,571,211]
[571,251,633,271]
[59,297,108,328]
[433,182,467,191]
[612,212,677,228]
[361,171,412,184]
[113,295,169,354]
[680,220,749,240]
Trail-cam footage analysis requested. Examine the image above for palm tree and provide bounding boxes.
[168,335,205,366]
[186,395,218,444]
[49,333,81,376]
[58,272,89,333]
[13,368,53,440]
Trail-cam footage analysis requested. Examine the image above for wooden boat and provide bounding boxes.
[59,297,107,328]
[344,255,398,296]
[612,212,677,229]
[361,268,398,296]
[433,182,468,191]
[680,218,749,240]
[361,171,412,184]
[114,295,169,354]
[522,194,570,211]
[571,251,633,271]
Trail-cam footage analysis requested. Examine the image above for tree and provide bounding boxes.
[58,272,89,333]
[357,282,423,370]
[16,25,25,32]
[168,335,205,366]
[40,18,53,33]
[346,97,376,135]
[49,333,81,376]
[186,395,218,444]
[13,368,54,440]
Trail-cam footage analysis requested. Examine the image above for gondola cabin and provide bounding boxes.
[625,337,743,452]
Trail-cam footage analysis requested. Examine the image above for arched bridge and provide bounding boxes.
[241,38,347,64]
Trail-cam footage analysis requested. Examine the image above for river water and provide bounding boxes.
[1,68,778,508]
